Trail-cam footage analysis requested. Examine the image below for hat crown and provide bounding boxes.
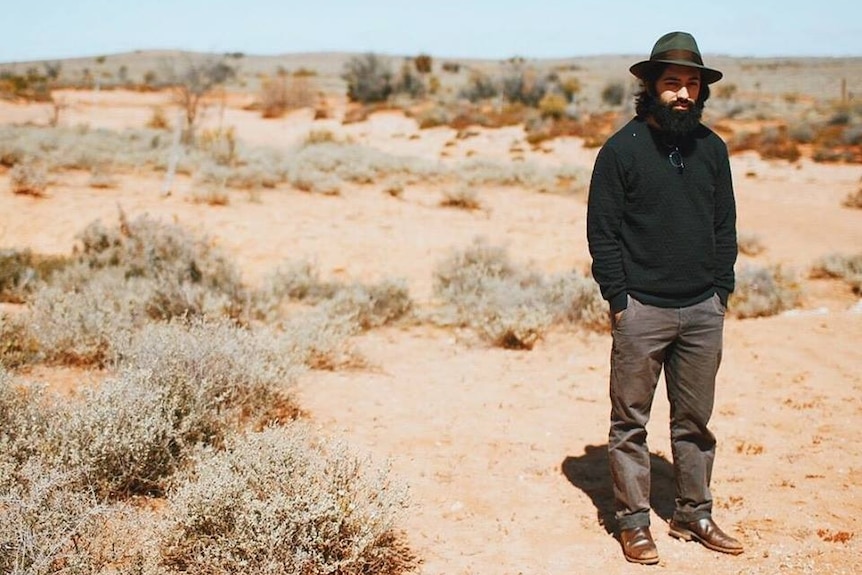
[651,31,702,61]
[630,30,722,84]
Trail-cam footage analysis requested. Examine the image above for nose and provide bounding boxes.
[677,86,690,100]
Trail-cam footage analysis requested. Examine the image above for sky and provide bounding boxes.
[3,0,861,64]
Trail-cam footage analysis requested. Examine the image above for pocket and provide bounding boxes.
[711,292,727,315]
[612,295,633,329]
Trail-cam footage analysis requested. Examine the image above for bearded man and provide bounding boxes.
[586,31,742,565]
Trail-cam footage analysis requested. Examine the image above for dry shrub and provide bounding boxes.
[74,211,247,318]
[28,268,145,366]
[156,426,417,575]
[842,186,862,209]
[146,106,171,129]
[188,186,230,206]
[48,375,183,497]
[260,74,318,118]
[0,249,72,304]
[0,460,115,575]
[323,280,413,330]
[738,230,766,256]
[440,186,484,211]
[45,318,303,499]
[539,92,568,120]
[0,313,41,368]
[9,161,49,196]
[113,319,302,445]
[254,259,413,332]
[810,252,862,294]
[729,264,802,318]
[432,239,605,348]
[0,370,50,469]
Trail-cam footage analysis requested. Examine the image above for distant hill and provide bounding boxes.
[2,49,860,105]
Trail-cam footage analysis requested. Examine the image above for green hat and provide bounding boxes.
[630,31,723,84]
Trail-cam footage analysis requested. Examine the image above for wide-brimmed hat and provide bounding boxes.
[630,31,723,84]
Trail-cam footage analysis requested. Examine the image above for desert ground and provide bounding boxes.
[1,74,861,575]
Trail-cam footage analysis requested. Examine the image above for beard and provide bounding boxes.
[647,97,704,138]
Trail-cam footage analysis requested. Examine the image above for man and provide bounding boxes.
[586,31,742,565]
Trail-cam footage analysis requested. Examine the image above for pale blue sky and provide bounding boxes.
[3,0,861,63]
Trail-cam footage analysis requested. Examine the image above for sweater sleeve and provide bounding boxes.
[713,143,738,305]
[587,143,628,313]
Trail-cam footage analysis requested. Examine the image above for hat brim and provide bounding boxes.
[630,59,723,84]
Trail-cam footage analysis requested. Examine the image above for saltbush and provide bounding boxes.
[729,264,802,318]
[155,426,416,575]
[810,252,862,294]
[432,239,605,348]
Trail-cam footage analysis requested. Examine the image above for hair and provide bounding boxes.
[634,63,711,118]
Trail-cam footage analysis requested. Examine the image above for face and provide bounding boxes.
[655,64,701,111]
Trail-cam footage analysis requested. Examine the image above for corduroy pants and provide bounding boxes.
[608,294,726,530]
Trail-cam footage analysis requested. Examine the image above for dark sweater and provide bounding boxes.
[587,117,737,313]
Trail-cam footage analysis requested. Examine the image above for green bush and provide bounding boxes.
[156,426,417,575]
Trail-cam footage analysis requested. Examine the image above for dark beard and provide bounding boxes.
[648,98,703,138]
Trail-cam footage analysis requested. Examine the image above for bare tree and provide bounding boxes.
[161,56,236,142]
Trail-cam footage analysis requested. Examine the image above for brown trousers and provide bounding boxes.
[608,294,726,530]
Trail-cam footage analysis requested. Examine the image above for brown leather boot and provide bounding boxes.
[620,526,659,565]
[668,517,744,555]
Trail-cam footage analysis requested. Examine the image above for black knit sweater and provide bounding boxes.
[587,117,737,313]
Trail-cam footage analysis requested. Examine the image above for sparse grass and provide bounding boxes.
[729,264,802,318]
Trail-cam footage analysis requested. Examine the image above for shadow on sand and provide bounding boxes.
[561,444,675,535]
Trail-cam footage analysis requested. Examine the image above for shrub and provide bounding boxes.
[0,370,50,468]
[156,426,417,575]
[73,212,247,319]
[459,71,499,102]
[440,186,484,211]
[738,231,766,256]
[323,280,413,330]
[432,240,552,349]
[112,319,302,447]
[810,252,862,293]
[392,62,426,99]
[259,73,319,118]
[414,54,433,74]
[601,81,626,107]
[539,92,568,119]
[48,375,183,497]
[0,249,37,302]
[28,268,145,366]
[342,53,393,104]
[0,313,40,368]
[432,240,618,346]
[543,271,606,331]
[9,161,49,196]
[729,264,802,318]
[843,186,862,209]
[0,460,115,575]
